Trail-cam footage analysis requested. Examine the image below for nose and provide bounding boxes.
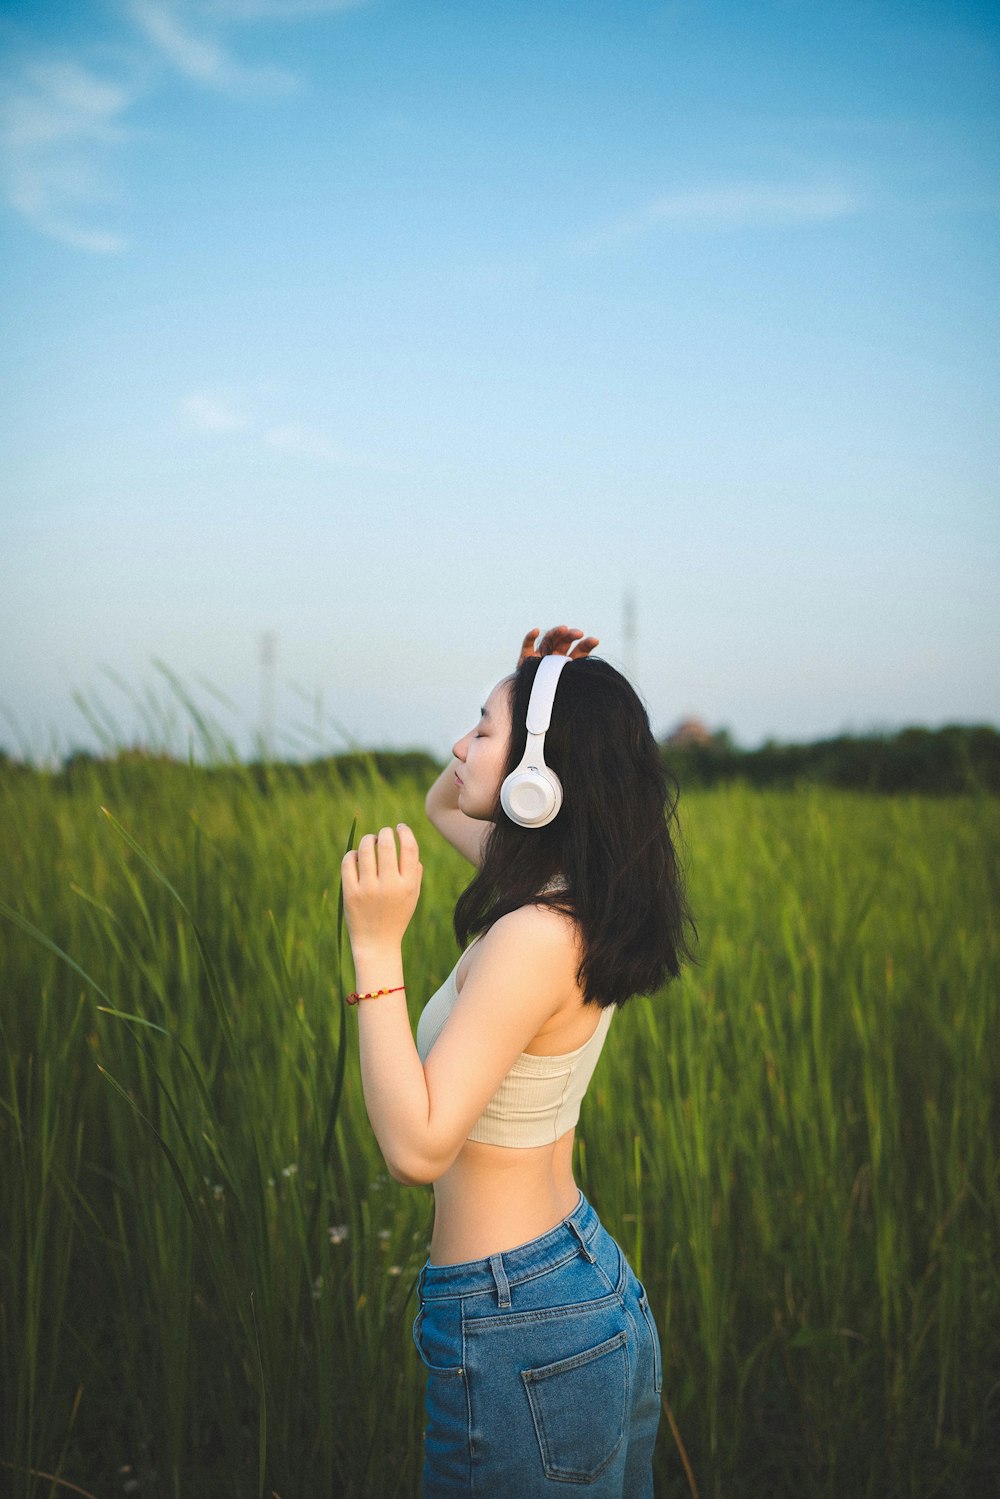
[452,730,471,762]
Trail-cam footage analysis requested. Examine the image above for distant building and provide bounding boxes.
[663,716,714,748]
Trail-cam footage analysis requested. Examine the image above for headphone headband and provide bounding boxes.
[499,651,575,829]
[525,652,575,735]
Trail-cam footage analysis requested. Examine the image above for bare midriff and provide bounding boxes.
[426,929,602,1267]
[428,1128,581,1265]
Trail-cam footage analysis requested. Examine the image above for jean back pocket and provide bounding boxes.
[521,1328,629,1482]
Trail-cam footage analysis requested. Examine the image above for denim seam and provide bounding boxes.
[623,1298,640,1379]
[461,1290,621,1333]
[591,1253,619,1299]
[461,1297,475,1486]
[592,1236,627,1303]
[638,1294,663,1393]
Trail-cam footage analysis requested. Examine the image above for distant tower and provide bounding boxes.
[259,630,277,758]
[623,587,638,684]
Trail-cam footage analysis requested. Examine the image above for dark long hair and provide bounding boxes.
[453,655,696,1009]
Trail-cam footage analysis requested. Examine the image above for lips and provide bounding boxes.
[455,772,463,786]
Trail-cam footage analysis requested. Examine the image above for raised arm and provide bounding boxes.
[425,759,491,867]
[424,625,600,868]
[342,830,577,1187]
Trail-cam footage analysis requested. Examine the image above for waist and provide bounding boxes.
[429,1127,578,1261]
[421,1188,598,1295]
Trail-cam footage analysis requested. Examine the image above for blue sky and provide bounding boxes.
[2,0,998,763]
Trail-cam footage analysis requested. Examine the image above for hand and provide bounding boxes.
[341,824,423,955]
[517,625,600,669]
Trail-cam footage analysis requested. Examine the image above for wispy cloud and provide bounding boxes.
[125,0,300,96]
[0,0,368,251]
[180,390,407,472]
[180,391,250,431]
[264,424,354,463]
[649,183,859,225]
[573,180,861,254]
[199,1,368,16]
[0,58,141,253]
[463,178,862,286]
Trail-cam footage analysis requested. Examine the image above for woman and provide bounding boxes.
[341,625,695,1497]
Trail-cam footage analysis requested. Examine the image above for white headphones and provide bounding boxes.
[499,653,574,828]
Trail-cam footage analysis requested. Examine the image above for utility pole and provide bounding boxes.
[259,630,277,759]
[623,587,637,685]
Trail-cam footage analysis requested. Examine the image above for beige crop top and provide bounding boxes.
[415,947,615,1148]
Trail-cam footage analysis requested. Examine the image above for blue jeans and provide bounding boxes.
[411,1188,662,1496]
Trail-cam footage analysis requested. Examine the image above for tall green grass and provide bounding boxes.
[1,758,997,1497]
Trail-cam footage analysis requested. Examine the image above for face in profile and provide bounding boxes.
[451,677,513,821]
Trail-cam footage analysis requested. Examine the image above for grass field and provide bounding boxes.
[1,756,997,1498]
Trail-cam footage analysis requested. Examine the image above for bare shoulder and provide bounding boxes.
[475,902,583,988]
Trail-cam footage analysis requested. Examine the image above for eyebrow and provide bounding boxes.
[480,706,490,720]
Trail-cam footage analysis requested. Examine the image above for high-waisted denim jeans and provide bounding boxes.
[411,1188,662,1496]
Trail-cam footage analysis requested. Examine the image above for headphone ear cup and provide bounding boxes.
[500,764,563,828]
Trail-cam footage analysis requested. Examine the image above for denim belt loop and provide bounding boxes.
[566,1215,596,1264]
[489,1252,512,1307]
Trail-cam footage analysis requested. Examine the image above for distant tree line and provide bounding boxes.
[0,746,442,797]
[661,724,1000,794]
[1,724,997,795]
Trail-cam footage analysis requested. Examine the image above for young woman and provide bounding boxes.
[341,625,695,1497]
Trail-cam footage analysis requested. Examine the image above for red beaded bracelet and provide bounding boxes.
[345,985,406,1006]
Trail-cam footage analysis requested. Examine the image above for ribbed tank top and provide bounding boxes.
[415,948,615,1149]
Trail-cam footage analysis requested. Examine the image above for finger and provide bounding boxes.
[396,822,420,877]
[357,832,378,879]
[340,849,359,887]
[377,825,399,876]
[517,627,540,665]
[570,635,600,657]
[548,627,584,656]
[538,624,571,655]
